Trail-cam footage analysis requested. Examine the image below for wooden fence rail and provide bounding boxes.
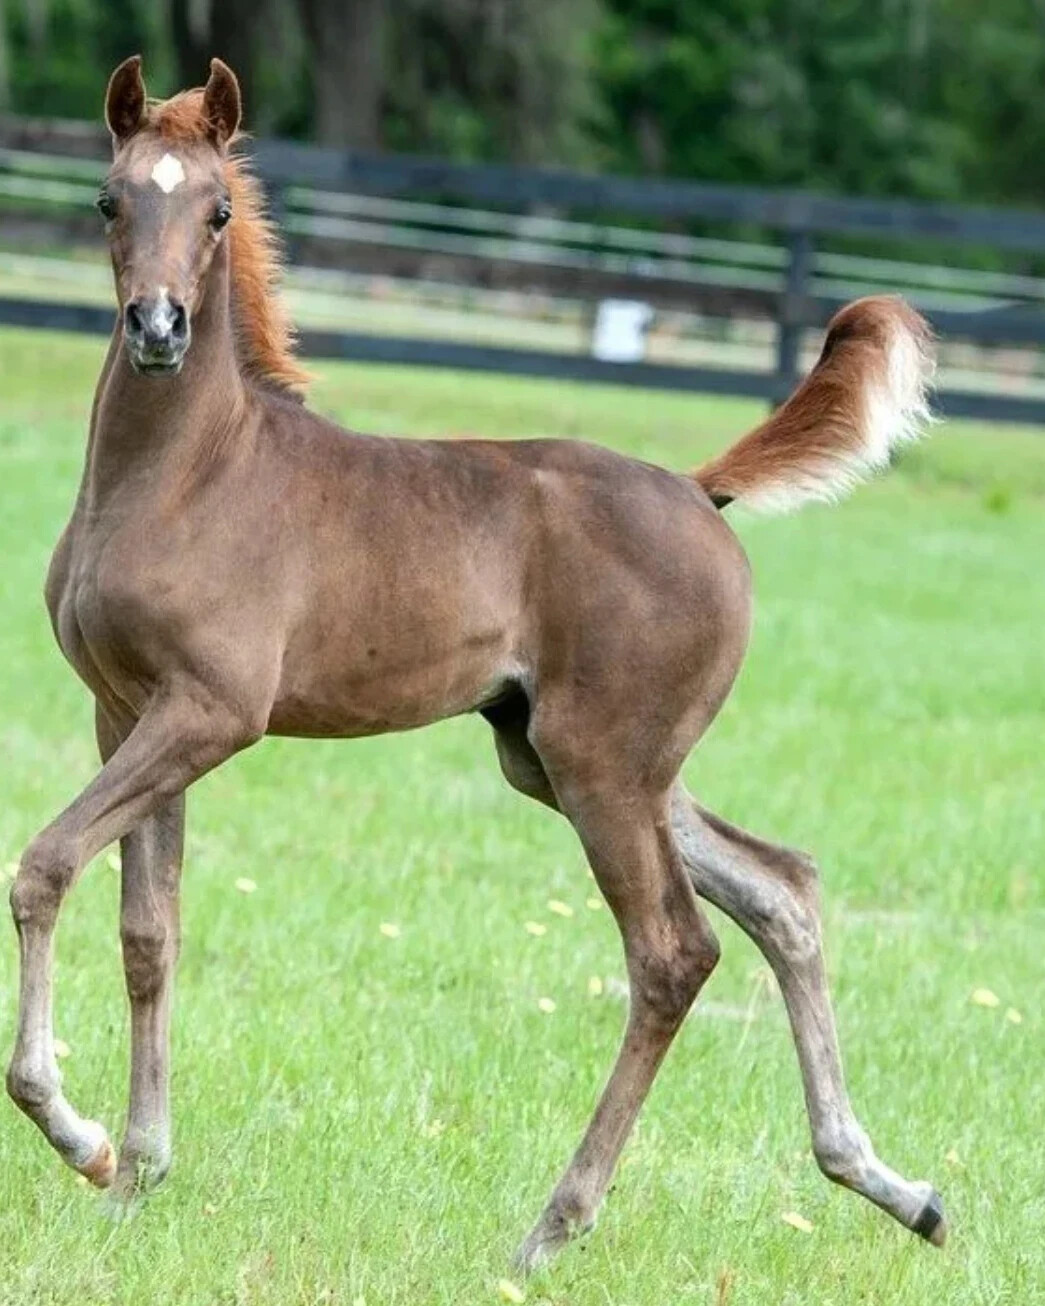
[2,114,1045,422]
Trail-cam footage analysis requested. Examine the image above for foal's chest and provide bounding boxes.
[48,508,185,706]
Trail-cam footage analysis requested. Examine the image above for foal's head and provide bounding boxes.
[99,56,242,376]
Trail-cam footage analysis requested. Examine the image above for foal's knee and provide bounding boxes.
[121,921,176,1001]
[9,834,79,929]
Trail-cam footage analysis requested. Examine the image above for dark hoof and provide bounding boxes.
[911,1189,947,1247]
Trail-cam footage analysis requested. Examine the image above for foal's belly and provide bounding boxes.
[267,646,517,738]
[267,583,523,739]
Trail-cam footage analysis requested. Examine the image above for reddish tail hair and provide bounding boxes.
[694,296,934,513]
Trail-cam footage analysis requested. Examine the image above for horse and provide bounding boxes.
[6,54,946,1270]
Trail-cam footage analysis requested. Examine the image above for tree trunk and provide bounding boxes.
[170,0,210,91]
[210,0,258,120]
[170,0,257,120]
[24,0,48,54]
[299,0,386,148]
[0,0,10,110]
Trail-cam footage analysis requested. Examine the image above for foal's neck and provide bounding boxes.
[88,246,247,501]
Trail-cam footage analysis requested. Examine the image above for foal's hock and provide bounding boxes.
[6,54,946,1270]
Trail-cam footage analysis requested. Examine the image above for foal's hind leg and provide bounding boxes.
[514,760,719,1271]
[670,787,946,1245]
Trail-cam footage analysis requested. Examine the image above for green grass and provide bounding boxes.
[0,327,1042,1305]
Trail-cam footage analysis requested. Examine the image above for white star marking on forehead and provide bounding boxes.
[150,153,186,194]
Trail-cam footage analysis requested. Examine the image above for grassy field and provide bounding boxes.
[0,327,1042,1306]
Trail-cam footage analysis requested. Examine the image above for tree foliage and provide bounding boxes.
[0,0,1043,206]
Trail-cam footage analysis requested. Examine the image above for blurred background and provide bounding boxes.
[4,0,1045,416]
[4,0,1045,189]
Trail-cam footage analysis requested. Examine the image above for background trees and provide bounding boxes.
[1,0,1043,206]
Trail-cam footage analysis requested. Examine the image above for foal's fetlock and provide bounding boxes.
[812,1122,872,1186]
[6,1059,58,1112]
[115,1129,172,1195]
[51,1115,114,1187]
[99,1144,169,1222]
[7,1058,115,1187]
[812,1122,948,1248]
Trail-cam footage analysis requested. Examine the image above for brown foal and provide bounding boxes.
[7,55,946,1269]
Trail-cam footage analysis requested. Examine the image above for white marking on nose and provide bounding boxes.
[146,289,176,337]
[150,153,186,194]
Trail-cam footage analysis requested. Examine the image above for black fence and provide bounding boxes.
[3,115,1045,423]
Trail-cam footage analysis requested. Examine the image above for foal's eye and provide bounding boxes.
[96,192,117,221]
[210,201,232,231]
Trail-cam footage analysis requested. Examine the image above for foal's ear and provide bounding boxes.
[105,54,147,147]
[203,58,242,149]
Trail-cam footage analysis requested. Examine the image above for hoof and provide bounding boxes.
[99,1145,171,1217]
[513,1225,560,1275]
[912,1189,947,1247]
[512,1208,595,1275]
[512,1232,564,1276]
[99,1186,146,1224]
[78,1135,116,1189]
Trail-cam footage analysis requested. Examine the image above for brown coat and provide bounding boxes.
[6,56,946,1268]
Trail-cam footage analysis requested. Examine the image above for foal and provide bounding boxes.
[7,55,946,1268]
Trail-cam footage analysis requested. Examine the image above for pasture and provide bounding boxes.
[0,325,1041,1305]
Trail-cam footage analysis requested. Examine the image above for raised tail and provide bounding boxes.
[694,296,935,513]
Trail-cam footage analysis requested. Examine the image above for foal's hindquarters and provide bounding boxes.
[502,465,752,1267]
[502,471,944,1269]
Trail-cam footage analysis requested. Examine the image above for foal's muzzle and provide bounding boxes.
[124,293,190,374]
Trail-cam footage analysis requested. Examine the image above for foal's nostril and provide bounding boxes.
[170,300,188,343]
[124,301,144,339]
[124,294,188,363]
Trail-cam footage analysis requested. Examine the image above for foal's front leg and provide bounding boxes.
[7,694,254,1184]
[111,795,184,1201]
[97,709,185,1201]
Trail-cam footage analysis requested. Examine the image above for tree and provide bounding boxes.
[0,0,11,109]
[170,0,259,118]
[383,0,599,164]
[298,0,387,148]
[2,0,1045,213]
[4,0,159,119]
[590,0,1005,203]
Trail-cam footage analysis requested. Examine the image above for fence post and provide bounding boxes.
[775,228,813,401]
